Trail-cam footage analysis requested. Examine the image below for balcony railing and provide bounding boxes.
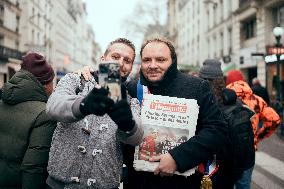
[0,45,23,61]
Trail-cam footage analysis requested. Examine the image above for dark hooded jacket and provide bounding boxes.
[124,60,227,189]
[251,83,270,105]
[0,70,56,189]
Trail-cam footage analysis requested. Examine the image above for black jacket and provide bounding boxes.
[124,61,227,189]
[252,84,270,105]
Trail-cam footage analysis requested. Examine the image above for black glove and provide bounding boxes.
[79,87,114,116]
[108,99,135,132]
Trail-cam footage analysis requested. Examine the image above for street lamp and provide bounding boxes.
[273,26,284,101]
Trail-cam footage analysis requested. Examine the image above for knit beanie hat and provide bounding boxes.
[21,52,55,85]
[199,59,223,79]
[226,70,244,86]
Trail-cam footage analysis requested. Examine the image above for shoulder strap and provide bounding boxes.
[223,105,237,116]
[222,99,245,116]
[137,78,143,105]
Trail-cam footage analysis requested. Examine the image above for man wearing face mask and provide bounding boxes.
[46,38,143,189]
[0,52,57,189]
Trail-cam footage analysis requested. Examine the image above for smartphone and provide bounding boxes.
[98,62,123,102]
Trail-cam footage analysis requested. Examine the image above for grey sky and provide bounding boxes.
[84,0,167,51]
[84,0,139,50]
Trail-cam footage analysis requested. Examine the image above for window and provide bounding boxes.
[16,15,20,25]
[0,4,4,25]
[228,27,232,54]
[0,35,4,46]
[16,16,20,32]
[38,13,40,25]
[15,40,19,50]
[213,35,216,57]
[192,1,195,18]
[213,5,217,25]
[220,0,223,21]
[32,29,34,43]
[220,32,223,57]
[228,0,232,14]
[207,38,210,58]
[0,4,4,17]
[207,10,210,30]
[197,1,199,14]
[242,17,256,40]
[273,6,284,28]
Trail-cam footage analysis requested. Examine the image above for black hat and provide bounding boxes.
[199,59,223,79]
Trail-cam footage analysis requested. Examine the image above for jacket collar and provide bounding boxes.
[140,60,178,91]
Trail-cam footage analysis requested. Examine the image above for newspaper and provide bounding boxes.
[133,94,199,176]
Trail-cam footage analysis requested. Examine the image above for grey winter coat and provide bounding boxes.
[46,73,143,189]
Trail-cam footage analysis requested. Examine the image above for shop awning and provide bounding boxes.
[222,63,236,74]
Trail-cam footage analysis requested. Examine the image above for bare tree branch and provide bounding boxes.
[121,0,166,39]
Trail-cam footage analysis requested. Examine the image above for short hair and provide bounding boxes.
[104,38,136,58]
[140,38,177,63]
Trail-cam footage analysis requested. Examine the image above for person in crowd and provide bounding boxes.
[0,52,57,189]
[199,59,255,189]
[124,38,227,189]
[226,70,280,189]
[74,40,141,189]
[251,77,270,105]
[46,38,143,189]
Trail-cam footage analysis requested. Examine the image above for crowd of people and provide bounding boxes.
[0,37,281,189]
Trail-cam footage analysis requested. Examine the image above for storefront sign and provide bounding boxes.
[265,54,284,63]
[266,46,284,55]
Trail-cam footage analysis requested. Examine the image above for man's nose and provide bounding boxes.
[118,58,124,67]
[149,60,157,68]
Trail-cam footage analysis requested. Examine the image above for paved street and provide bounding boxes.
[251,127,284,189]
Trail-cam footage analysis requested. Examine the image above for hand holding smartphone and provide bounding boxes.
[98,62,125,102]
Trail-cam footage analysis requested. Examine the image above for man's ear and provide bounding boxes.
[43,84,47,91]
[43,82,54,97]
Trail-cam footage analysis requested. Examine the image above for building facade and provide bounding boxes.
[0,0,100,87]
[227,0,284,97]
[167,0,284,99]
[0,0,22,88]
[51,0,98,75]
[19,0,53,61]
